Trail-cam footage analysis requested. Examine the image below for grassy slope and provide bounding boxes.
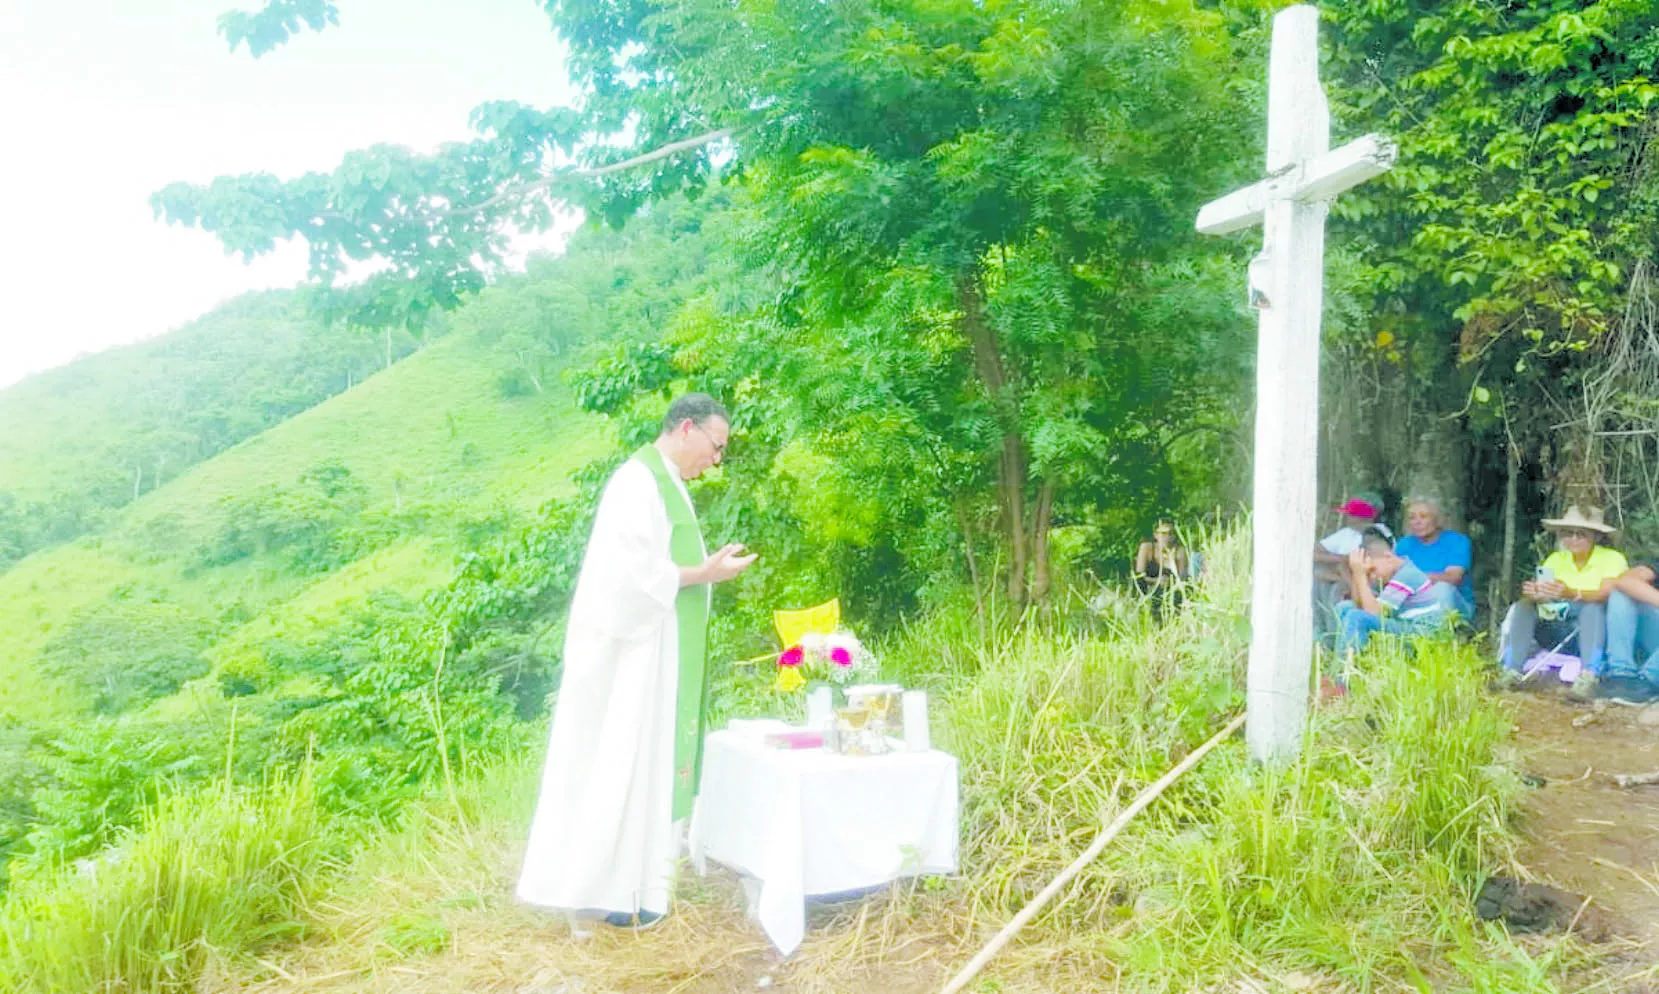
[0,331,610,723]
[121,330,594,534]
[0,293,391,507]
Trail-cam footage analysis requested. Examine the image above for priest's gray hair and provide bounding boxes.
[661,393,730,434]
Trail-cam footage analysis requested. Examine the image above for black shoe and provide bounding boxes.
[1598,676,1659,706]
[602,909,665,930]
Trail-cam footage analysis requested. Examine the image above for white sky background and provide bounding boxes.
[0,0,579,388]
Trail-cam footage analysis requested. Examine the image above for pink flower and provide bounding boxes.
[830,647,853,667]
[779,646,805,667]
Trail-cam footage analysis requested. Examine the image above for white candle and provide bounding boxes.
[903,691,930,752]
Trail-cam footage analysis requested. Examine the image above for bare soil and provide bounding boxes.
[1507,689,1659,950]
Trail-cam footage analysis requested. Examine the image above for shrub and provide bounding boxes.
[13,704,283,877]
[38,603,213,714]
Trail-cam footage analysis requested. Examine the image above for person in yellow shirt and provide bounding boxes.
[1498,506,1626,697]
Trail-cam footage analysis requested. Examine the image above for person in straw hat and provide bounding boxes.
[1496,506,1626,700]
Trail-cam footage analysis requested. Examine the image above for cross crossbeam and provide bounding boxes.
[1196,135,1396,236]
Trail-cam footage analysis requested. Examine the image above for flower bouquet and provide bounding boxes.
[773,630,875,693]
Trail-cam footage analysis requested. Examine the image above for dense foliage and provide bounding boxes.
[1320,0,1659,578]
[162,0,1262,606]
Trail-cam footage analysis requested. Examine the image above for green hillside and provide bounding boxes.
[0,329,609,724]
[2,0,1651,982]
[0,293,414,568]
[0,196,733,726]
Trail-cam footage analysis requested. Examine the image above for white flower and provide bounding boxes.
[824,632,863,656]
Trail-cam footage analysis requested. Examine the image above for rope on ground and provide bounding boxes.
[937,710,1248,994]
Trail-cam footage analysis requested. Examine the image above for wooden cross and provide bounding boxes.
[1196,5,1395,763]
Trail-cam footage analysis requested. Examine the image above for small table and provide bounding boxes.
[689,726,959,955]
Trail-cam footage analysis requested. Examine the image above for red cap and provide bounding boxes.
[1333,498,1378,519]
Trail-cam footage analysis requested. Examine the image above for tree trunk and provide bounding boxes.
[955,498,988,644]
[1001,443,1029,605]
[957,270,1031,605]
[1404,418,1467,523]
[1029,479,1056,603]
[517,351,546,394]
[1502,438,1518,604]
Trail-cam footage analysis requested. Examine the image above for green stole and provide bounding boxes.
[632,444,711,822]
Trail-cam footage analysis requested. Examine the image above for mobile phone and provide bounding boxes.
[1535,566,1554,582]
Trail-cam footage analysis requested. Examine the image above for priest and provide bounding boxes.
[517,393,756,929]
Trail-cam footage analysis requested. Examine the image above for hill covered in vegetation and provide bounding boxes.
[0,294,416,570]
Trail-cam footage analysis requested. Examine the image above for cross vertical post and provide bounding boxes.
[1195,5,1396,762]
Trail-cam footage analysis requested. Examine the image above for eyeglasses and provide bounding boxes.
[692,422,727,456]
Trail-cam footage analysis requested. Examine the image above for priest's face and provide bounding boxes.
[683,416,729,478]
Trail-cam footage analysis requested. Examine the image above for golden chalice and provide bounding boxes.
[834,706,870,756]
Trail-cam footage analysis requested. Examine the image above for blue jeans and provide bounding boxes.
[1501,600,1605,672]
[1425,582,1475,622]
[1336,602,1448,655]
[1604,590,1659,682]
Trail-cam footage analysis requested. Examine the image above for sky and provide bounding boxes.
[0,0,578,388]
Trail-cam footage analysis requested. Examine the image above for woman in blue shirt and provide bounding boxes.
[1394,496,1474,620]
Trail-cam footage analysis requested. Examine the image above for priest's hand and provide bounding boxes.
[684,544,758,586]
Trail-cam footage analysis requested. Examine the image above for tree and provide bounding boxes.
[167,0,1255,603]
[38,604,213,714]
[1320,0,1659,576]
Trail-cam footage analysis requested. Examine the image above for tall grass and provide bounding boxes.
[29,519,1587,994]
[880,521,1564,991]
[0,774,332,993]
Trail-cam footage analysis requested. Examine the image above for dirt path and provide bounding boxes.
[1509,691,1659,951]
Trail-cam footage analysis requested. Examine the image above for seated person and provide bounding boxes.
[1497,506,1626,696]
[1314,498,1389,638]
[1601,558,1659,704]
[1335,526,1450,659]
[1134,519,1190,620]
[1135,520,1190,585]
[1315,498,1382,575]
[1394,495,1475,620]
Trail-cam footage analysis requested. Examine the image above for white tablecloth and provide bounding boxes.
[688,726,959,955]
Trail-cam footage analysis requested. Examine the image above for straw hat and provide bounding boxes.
[1541,505,1616,535]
